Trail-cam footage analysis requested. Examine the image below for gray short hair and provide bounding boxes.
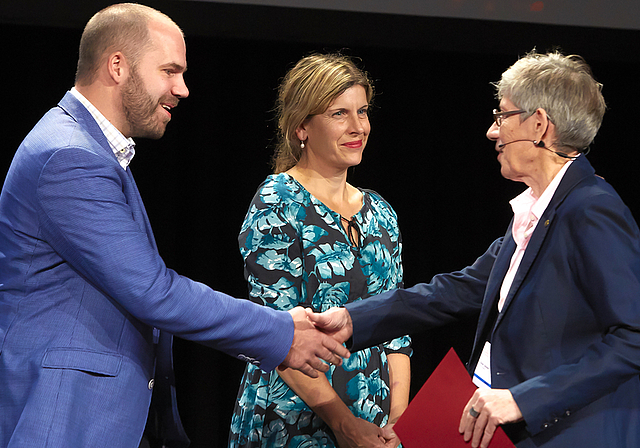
[494,51,606,151]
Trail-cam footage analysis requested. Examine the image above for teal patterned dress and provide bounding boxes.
[229,173,411,448]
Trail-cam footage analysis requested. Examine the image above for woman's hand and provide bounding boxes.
[459,388,523,448]
[332,414,387,448]
[381,421,401,448]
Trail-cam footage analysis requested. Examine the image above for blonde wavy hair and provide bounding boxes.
[272,53,374,173]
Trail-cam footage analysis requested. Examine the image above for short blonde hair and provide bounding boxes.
[272,53,374,173]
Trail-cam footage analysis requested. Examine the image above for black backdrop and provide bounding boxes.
[3,1,640,446]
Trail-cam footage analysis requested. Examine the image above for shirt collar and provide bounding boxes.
[509,158,575,245]
[69,87,135,170]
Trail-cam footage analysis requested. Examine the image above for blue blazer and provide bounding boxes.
[0,93,293,447]
[347,155,640,447]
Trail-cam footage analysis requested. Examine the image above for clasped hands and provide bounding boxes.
[300,307,400,447]
[281,308,399,447]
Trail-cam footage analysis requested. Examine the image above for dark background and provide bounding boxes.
[2,1,640,446]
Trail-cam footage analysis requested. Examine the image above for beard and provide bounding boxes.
[121,66,169,139]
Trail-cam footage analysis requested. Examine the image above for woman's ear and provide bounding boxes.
[295,124,308,144]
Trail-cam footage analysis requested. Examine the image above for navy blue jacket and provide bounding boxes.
[347,155,640,447]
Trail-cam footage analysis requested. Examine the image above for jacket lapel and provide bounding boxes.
[495,156,596,323]
[478,226,515,331]
[468,156,598,371]
[58,92,115,163]
[468,227,515,370]
[125,168,158,252]
[58,92,157,251]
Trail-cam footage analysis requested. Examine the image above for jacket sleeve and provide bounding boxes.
[36,145,292,372]
[346,238,502,352]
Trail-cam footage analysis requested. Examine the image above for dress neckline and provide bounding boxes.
[278,172,367,221]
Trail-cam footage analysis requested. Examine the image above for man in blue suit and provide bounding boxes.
[0,4,350,447]
[311,51,640,448]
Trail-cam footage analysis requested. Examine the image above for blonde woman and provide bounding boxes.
[229,53,412,448]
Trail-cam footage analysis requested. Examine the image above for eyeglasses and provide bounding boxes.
[492,109,526,127]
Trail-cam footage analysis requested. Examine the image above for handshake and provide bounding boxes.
[280,306,354,378]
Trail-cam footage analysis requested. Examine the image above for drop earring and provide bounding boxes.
[300,140,305,149]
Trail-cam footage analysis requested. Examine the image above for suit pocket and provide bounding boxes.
[42,347,123,376]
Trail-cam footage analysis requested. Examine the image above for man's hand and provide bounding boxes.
[458,388,523,448]
[305,307,353,344]
[280,307,350,378]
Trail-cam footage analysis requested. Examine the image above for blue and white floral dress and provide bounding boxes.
[229,173,411,448]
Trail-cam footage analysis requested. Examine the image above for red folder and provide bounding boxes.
[393,348,514,447]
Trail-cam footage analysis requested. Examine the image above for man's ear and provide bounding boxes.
[107,51,129,84]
